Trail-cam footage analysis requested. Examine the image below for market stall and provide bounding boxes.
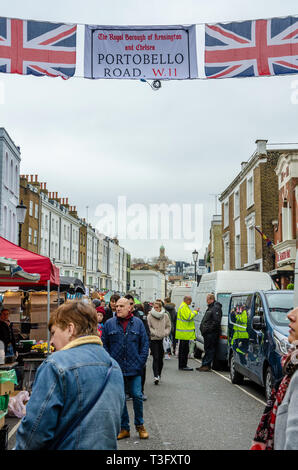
[0,237,60,387]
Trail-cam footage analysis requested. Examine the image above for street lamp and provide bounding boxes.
[16,200,27,247]
[192,249,198,285]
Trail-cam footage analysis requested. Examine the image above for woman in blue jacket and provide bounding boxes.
[15,300,125,450]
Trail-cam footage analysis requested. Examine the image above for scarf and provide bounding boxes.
[150,308,166,320]
[118,312,134,333]
[250,350,298,450]
[61,335,103,351]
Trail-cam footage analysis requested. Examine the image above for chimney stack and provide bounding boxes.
[255,139,268,155]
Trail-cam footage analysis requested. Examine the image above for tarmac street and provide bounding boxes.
[7,354,266,451]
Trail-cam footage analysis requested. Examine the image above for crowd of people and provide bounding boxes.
[1,290,298,450]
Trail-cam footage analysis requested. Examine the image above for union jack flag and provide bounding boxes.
[0,17,77,79]
[205,16,298,79]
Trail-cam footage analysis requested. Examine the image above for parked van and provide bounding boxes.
[193,271,275,368]
[170,286,192,309]
[228,290,293,401]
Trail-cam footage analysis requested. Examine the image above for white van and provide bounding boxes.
[193,271,276,368]
[170,286,192,309]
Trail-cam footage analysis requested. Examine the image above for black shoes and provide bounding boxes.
[179,366,194,371]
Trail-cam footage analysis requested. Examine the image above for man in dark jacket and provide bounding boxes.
[196,293,222,372]
[0,308,17,357]
[103,294,120,324]
[102,297,149,440]
[124,294,149,400]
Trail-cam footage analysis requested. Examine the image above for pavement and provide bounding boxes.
[6,352,266,450]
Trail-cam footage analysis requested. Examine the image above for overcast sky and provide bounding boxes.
[1,0,298,263]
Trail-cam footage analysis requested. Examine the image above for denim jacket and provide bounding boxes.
[15,337,125,450]
[102,316,149,376]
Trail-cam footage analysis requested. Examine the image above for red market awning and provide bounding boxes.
[0,237,60,286]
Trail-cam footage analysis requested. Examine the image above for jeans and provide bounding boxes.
[121,375,144,430]
[150,340,164,377]
[202,332,219,367]
[178,339,189,369]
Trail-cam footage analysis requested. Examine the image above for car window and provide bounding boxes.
[217,293,231,317]
[229,294,253,325]
[253,293,265,321]
[265,292,293,327]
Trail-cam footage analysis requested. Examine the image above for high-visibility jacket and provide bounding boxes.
[231,310,249,346]
[175,302,198,340]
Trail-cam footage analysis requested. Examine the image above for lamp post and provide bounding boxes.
[16,200,27,247]
[192,249,198,285]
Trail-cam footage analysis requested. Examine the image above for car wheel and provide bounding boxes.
[264,366,274,403]
[230,351,244,385]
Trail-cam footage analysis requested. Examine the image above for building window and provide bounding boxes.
[235,234,241,269]
[224,201,229,228]
[34,230,37,245]
[45,215,48,230]
[247,176,254,208]
[247,226,255,264]
[5,153,8,184]
[29,201,33,217]
[10,159,13,190]
[34,204,38,219]
[223,233,230,270]
[234,190,240,219]
[15,165,18,194]
[282,201,293,241]
[28,227,32,244]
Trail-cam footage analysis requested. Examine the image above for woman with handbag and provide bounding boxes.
[147,300,171,385]
[15,300,125,450]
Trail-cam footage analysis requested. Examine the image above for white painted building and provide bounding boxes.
[86,225,100,289]
[0,128,21,244]
[40,192,83,279]
[130,270,166,302]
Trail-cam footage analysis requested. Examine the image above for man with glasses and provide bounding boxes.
[102,297,149,440]
[124,294,149,401]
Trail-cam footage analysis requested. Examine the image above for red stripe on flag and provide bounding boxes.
[39,25,77,46]
[207,25,250,44]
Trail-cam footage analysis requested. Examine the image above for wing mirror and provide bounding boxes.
[252,315,265,330]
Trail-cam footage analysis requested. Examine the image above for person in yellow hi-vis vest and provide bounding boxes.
[175,296,198,371]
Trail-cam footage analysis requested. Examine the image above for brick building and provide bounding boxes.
[209,214,223,272]
[19,174,42,252]
[270,152,298,288]
[219,139,287,273]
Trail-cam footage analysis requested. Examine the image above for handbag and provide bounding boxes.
[163,336,171,352]
[50,363,113,449]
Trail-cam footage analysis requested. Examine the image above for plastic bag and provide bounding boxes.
[8,391,30,419]
[163,336,172,352]
[0,369,18,385]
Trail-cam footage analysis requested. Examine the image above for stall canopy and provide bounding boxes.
[0,237,59,286]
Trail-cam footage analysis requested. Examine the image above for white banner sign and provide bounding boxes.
[84,25,198,80]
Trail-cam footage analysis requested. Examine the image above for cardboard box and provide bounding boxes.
[0,380,14,396]
[3,292,22,306]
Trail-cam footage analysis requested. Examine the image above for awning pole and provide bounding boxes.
[47,280,50,355]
